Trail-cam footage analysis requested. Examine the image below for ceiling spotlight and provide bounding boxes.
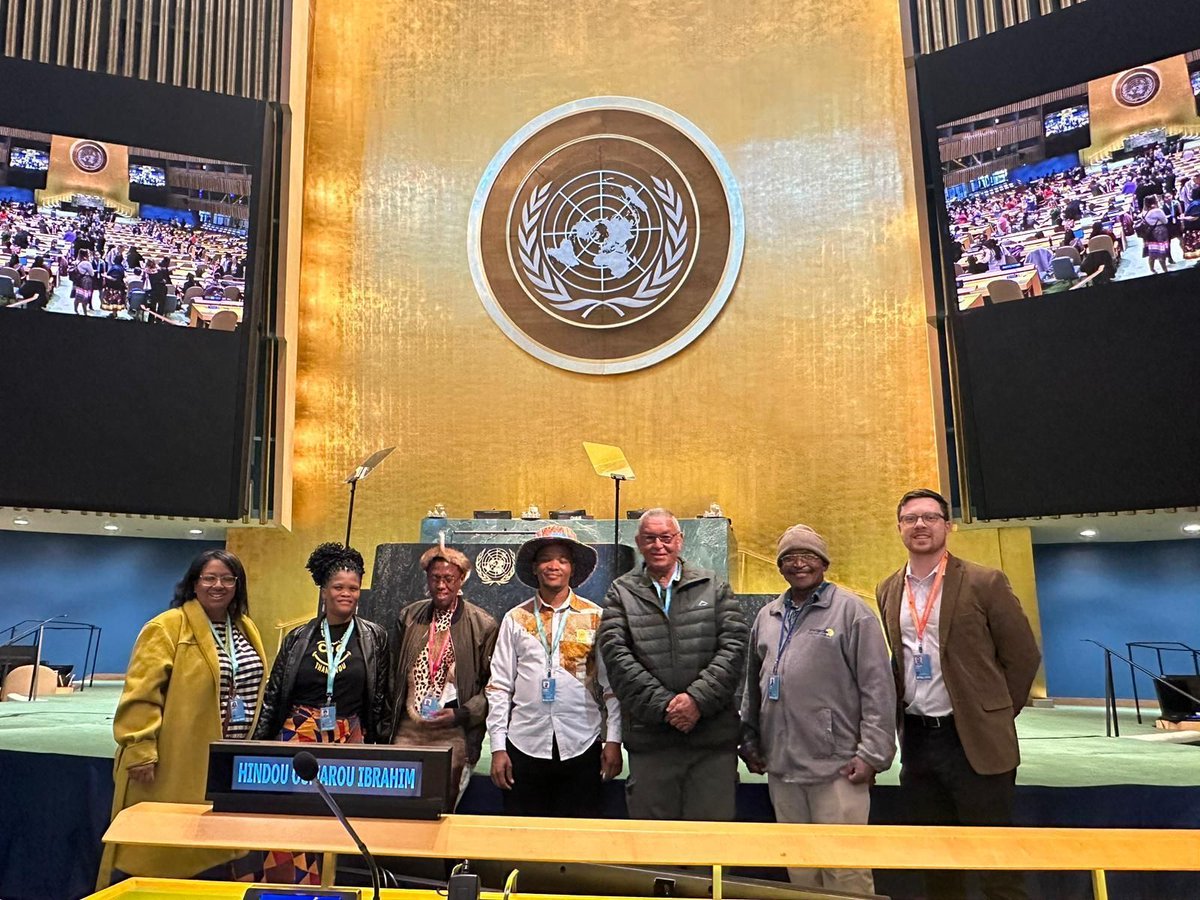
[1079,528,1098,539]
[103,523,120,532]
[12,516,29,526]
[1183,523,1200,536]
[188,528,204,535]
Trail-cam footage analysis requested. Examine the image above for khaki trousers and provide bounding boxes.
[767,775,874,895]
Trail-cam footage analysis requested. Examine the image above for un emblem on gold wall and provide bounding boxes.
[1113,67,1161,108]
[469,97,744,375]
[71,140,109,174]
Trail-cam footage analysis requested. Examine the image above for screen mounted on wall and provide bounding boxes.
[936,46,1200,318]
[916,0,1200,520]
[0,128,252,330]
[0,56,275,518]
[8,146,50,171]
[128,163,167,187]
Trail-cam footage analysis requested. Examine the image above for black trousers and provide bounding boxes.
[504,738,603,818]
[899,716,1027,900]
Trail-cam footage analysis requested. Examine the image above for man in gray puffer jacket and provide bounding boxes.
[598,508,748,820]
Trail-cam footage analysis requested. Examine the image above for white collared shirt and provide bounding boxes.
[899,562,954,716]
[486,591,621,760]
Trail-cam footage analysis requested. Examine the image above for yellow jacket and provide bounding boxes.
[96,599,267,887]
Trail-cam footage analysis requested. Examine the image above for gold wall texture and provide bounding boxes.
[231,0,1040,652]
[1084,55,1200,163]
[42,136,132,214]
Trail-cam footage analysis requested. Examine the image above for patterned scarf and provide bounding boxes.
[411,601,456,707]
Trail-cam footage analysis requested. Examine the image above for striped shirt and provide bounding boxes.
[216,623,265,740]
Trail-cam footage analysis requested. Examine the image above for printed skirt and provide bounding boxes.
[236,705,365,884]
[278,704,364,744]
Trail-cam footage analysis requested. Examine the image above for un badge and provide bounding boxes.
[469,97,744,374]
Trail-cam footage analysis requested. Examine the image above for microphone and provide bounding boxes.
[292,751,383,900]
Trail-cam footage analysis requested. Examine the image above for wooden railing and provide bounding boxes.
[103,802,1200,900]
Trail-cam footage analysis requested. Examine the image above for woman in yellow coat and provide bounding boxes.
[97,549,267,888]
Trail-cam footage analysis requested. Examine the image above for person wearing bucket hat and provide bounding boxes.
[486,525,622,816]
[739,524,895,895]
[386,542,499,806]
[598,508,748,821]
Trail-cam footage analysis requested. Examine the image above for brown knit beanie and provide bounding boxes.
[776,524,830,566]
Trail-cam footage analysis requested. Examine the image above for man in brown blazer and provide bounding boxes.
[877,489,1041,900]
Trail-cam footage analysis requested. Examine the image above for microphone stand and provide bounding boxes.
[294,755,383,900]
[610,474,625,579]
[581,442,636,582]
[343,446,396,547]
[317,447,396,619]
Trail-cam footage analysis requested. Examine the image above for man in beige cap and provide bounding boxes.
[739,524,896,895]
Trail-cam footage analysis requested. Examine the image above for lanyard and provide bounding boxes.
[321,618,356,702]
[772,584,823,675]
[208,615,239,685]
[534,596,571,676]
[426,599,457,683]
[651,563,680,614]
[904,554,948,653]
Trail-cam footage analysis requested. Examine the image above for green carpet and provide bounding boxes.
[2,683,1197,788]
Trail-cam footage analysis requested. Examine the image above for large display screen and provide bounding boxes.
[1043,105,1089,137]
[128,163,167,187]
[935,47,1200,317]
[0,128,250,330]
[8,146,49,170]
[917,0,1200,519]
[0,56,273,518]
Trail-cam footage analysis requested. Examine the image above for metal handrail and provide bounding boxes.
[0,617,100,690]
[1125,641,1200,724]
[1083,639,1200,737]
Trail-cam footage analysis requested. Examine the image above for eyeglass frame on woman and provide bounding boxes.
[197,574,239,586]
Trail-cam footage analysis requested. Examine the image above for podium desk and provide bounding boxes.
[363,541,636,626]
[417,516,736,580]
[103,802,1200,899]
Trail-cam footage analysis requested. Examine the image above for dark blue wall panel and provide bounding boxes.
[0,530,221,674]
[1034,541,1200,699]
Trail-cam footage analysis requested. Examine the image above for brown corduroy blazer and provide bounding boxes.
[876,553,1041,776]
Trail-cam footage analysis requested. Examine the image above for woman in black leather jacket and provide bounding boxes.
[253,542,391,743]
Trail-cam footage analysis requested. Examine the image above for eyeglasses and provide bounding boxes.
[780,551,823,566]
[637,532,680,546]
[198,575,238,587]
[428,574,461,585]
[898,513,947,527]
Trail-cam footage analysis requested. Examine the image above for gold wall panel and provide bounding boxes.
[1084,56,1200,163]
[41,136,132,214]
[231,0,991,646]
[949,527,1046,698]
